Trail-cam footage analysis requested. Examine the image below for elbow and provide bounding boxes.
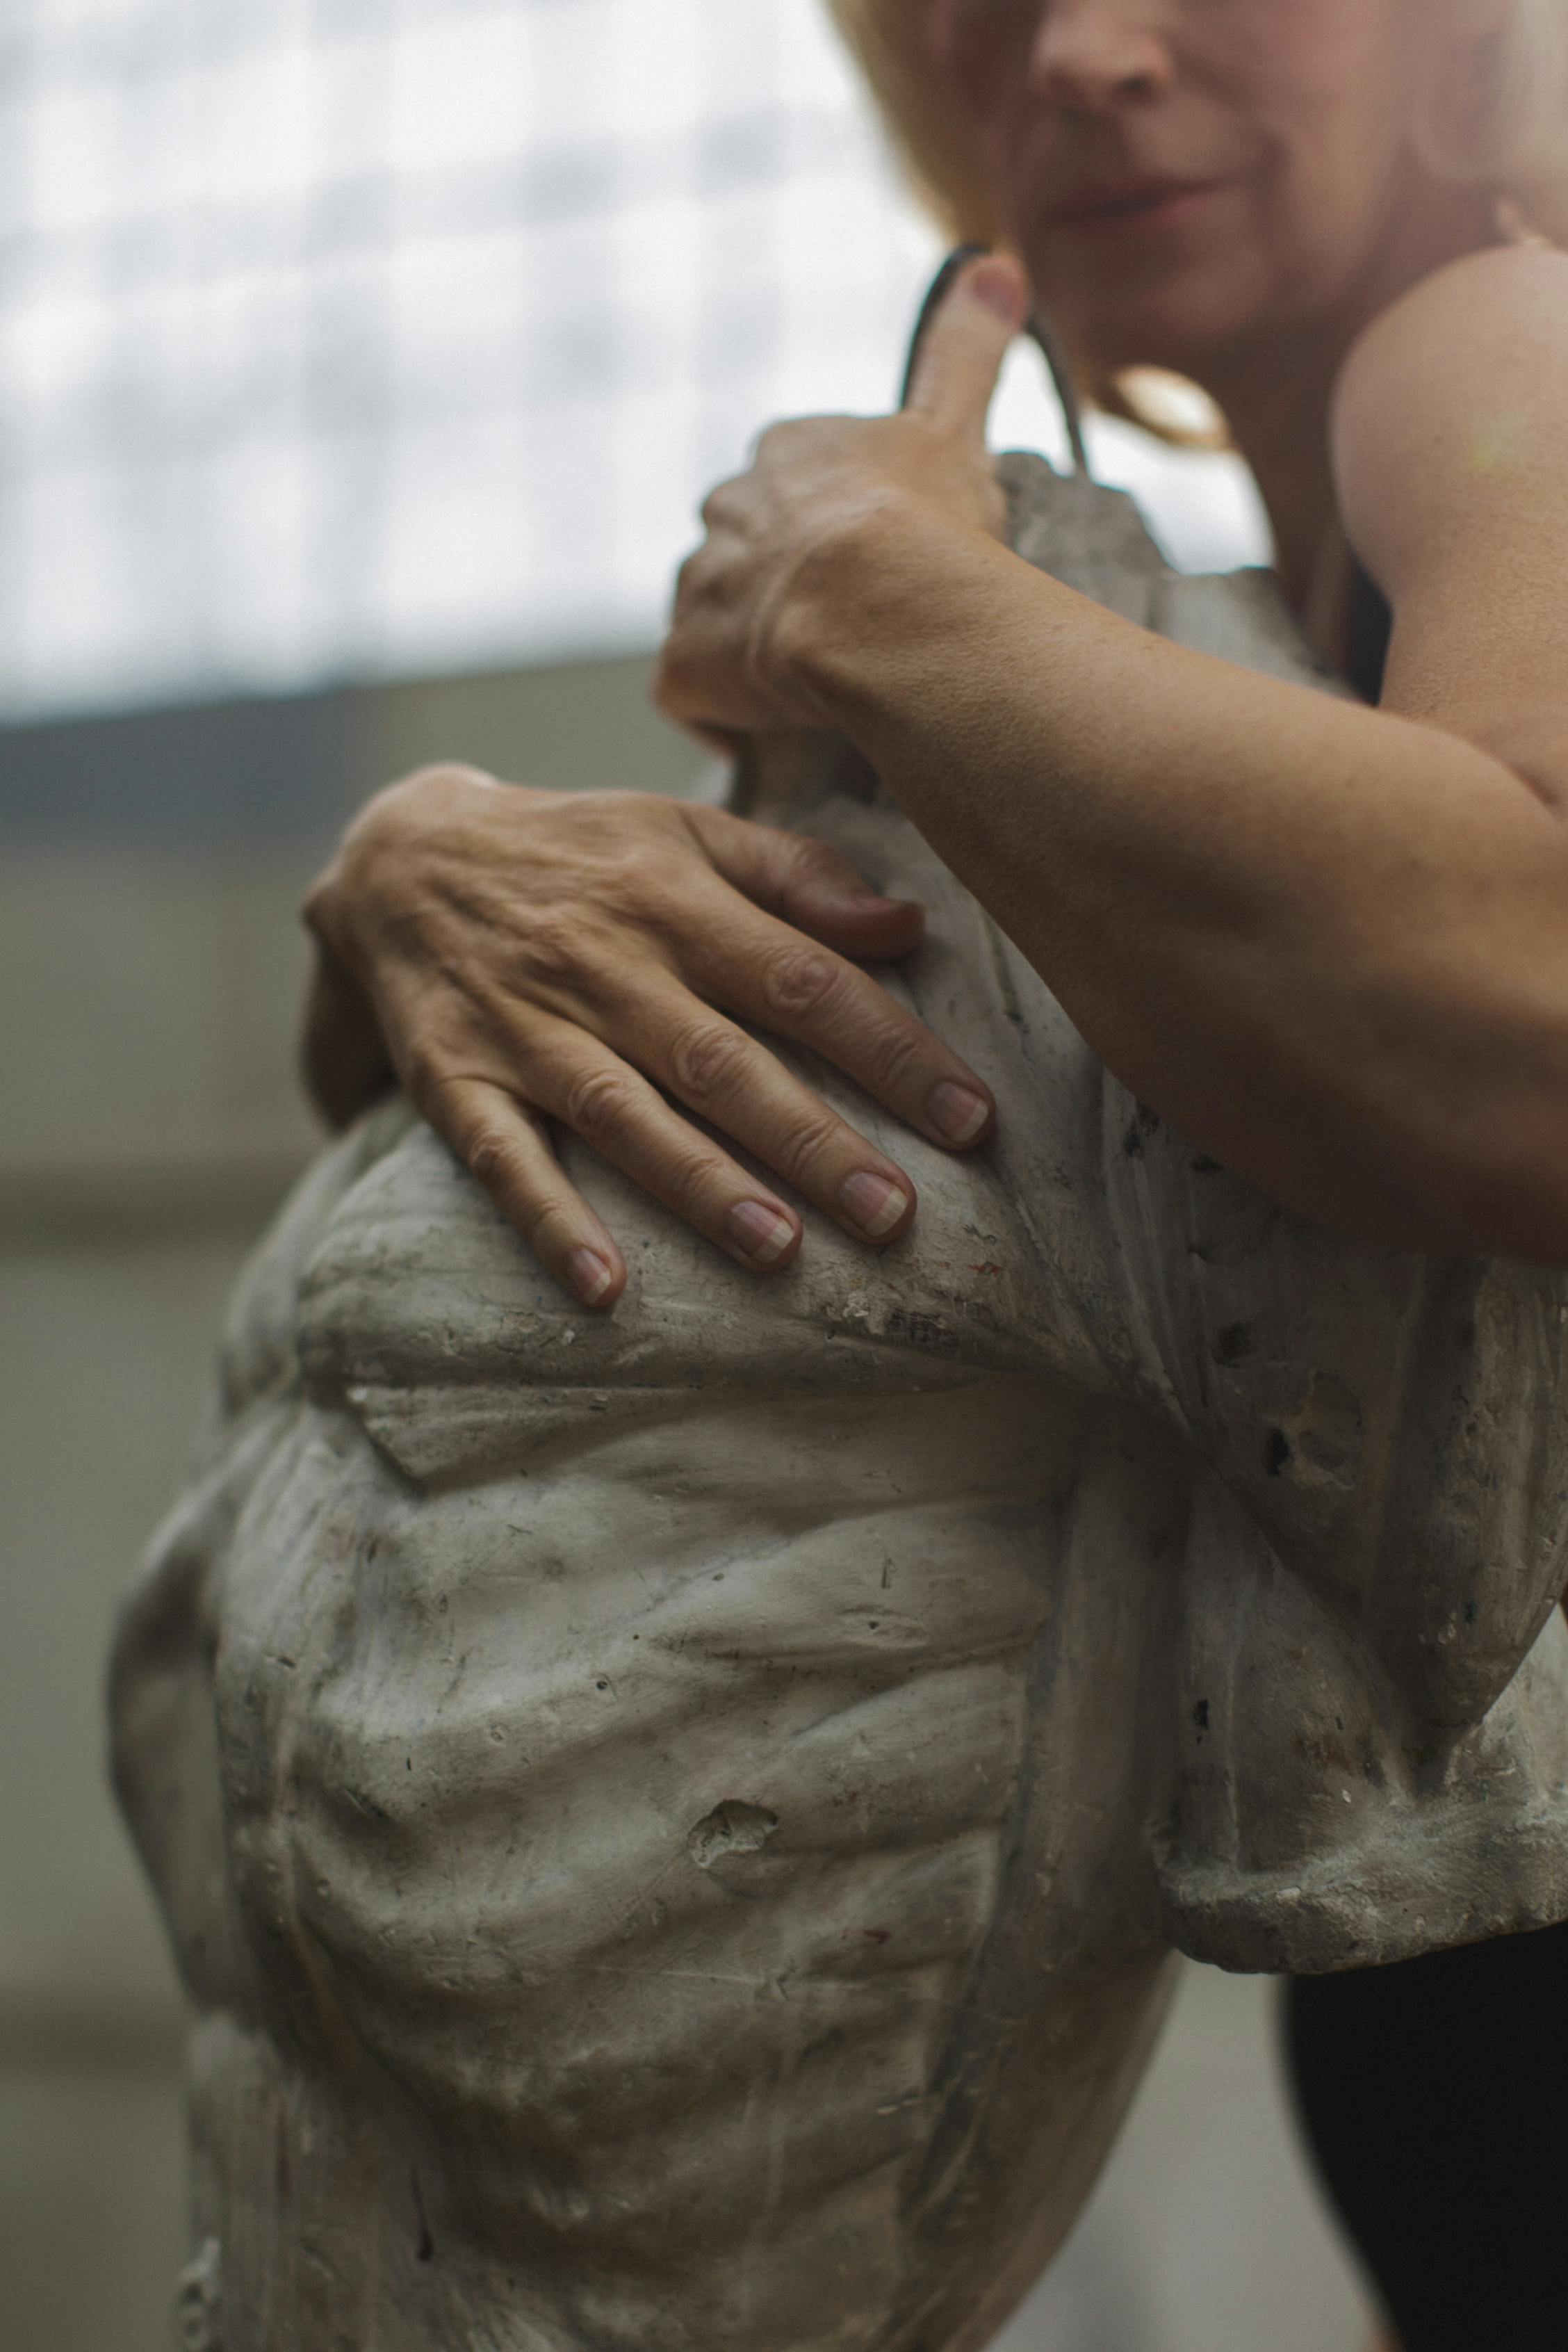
[1395,1013,1568,1263]
[1273,947,1568,1264]
[1207,1037,1568,1265]
[1319,1101,1568,1264]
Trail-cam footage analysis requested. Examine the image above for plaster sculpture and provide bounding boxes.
[114,393,1568,2352]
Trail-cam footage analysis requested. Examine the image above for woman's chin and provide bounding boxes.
[1038,259,1277,384]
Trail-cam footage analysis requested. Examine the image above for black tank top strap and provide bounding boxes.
[1343,557,1392,704]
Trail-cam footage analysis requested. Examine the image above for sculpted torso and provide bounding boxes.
[113,461,1568,2352]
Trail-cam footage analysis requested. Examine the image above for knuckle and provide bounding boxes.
[589,842,665,909]
[463,1124,522,1192]
[863,1016,927,1094]
[669,1019,750,1104]
[351,763,486,844]
[516,909,587,984]
[787,834,842,881]
[517,1198,579,1259]
[562,1064,639,1145]
[396,759,494,798]
[698,479,736,528]
[772,1108,844,1185]
[664,1145,728,1221]
[760,944,841,1022]
[335,764,493,898]
[403,1049,452,1119]
[519,917,632,1003]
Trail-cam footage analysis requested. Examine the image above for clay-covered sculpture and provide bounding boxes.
[113,326,1568,2352]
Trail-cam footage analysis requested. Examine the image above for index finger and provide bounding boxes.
[687,893,995,1154]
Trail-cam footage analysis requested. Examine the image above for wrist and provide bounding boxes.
[764,496,1008,734]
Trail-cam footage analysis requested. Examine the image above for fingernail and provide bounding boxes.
[927,1082,990,1146]
[728,1200,797,1267]
[840,1170,910,1239]
[566,1247,614,1306]
[967,258,1026,325]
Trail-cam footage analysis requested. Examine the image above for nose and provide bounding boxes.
[1026,0,1173,111]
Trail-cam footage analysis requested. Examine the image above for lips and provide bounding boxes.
[1050,175,1230,230]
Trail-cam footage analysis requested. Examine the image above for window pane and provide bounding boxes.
[0,0,942,720]
[0,0,1268,723]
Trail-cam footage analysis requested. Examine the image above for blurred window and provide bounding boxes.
[0,0,942,720]
[0,0,1267,727]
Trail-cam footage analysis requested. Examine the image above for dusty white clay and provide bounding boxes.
[114,455,1568,2352]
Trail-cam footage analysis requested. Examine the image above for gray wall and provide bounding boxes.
[0,655,1378,2351]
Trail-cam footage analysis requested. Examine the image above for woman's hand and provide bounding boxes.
[302,763,995,1308]
[656,252,1027,739]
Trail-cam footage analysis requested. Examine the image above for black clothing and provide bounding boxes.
[1284,1925,1568,2346]
[1343,558,1394,706]
[1282,558,1568,2350]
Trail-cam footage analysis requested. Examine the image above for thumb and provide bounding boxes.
[903,252,1029,439]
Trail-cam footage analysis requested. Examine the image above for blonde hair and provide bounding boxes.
[825,0,1568,246]
[1422,0,1568,237]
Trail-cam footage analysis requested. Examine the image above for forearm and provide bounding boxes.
[783,506,1568,1256]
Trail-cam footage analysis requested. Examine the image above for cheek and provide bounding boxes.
[1200,0,1407,84]
[1193,0,1427,269]
[924,0,1035,124]
[1204,0,1421,166]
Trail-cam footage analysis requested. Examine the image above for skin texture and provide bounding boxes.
[309,0,1568,1290]
[304,777,994,1303]
[663,241,1568,1257]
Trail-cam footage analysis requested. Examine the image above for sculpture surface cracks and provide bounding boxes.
[113,454,1568,2352]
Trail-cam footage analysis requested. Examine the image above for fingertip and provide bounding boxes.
[855,909,927,966]
[726,1199,803,1271]
[797,893,926,958]
[961,253,1029,328]
[926,1081,995,1150]
[840,1169,917,1244]
[872,896,927,941]
[847,890,925,927]
[564,1244,625,1309]
[903,249,1030,430]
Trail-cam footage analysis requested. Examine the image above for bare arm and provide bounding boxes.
[661,249,1568,1258]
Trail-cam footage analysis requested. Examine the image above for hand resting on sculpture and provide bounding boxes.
[302,765,995,1308]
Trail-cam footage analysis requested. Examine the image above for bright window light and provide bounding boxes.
[0,0,1268,722]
